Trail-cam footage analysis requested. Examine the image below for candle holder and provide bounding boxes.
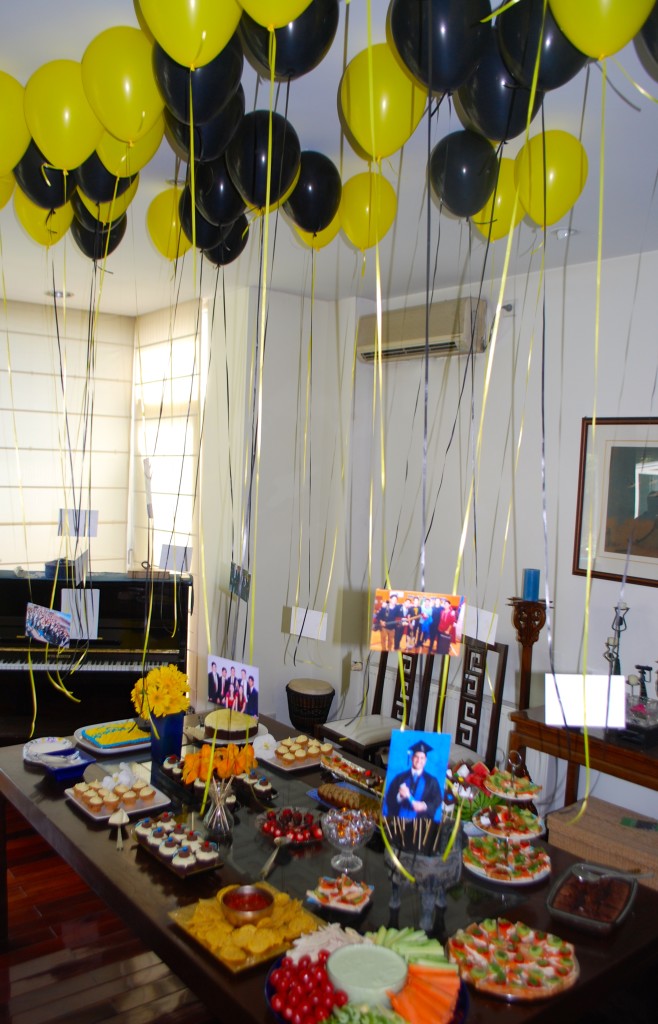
[508,597,548,710]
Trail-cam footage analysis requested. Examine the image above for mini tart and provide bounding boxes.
[122,790,137,807]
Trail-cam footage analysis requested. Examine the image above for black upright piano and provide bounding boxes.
[0,571,192,742]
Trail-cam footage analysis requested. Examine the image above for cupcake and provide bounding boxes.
[87,796,104,815]
[114,784,129,799]
[195,840,220,866]
[254,777,273,799]
[295,734,309,747]
[73,782,89,800]
[294,747,306,762]
[103,793,120,813]
[171,823,188,844]
[132,778,148,794]
[307,744,321,759]
[159,836,179,860]
[122,790,137,808]
[139,785,156,803]
[282,752,296,767]
[172,846,196,873]
[135,817,154,839]
[163,755,179,776]
[275,744,289,760]
[148,825,166,849]
[158,812,175,833]
[320,742,333,755]
[184,829,203,852]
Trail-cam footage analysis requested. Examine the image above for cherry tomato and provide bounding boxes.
[297,955,311,970]
[334,990,348,1007]
[271,994,285,1014]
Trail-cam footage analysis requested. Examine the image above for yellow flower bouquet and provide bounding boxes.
[131,663,189,720]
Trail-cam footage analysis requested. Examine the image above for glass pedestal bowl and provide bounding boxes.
[321,808,376,873]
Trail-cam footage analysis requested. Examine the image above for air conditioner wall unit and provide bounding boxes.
[356,297,487,363]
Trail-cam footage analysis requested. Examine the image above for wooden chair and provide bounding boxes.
[441,635,509,768]
[318,650,441,763]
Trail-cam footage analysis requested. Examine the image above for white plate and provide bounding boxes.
[65,785,170,823]
[24,736,76,764]
[74,720,152,756]
[257,744,324,772]
[462,853,551,886]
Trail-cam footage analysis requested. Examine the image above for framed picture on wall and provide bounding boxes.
[573,417,658,587]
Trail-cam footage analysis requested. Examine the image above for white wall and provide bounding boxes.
[349,251,658,817]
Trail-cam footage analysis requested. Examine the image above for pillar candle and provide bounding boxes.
[522,568,540,601]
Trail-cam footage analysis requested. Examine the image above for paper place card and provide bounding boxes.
[290,607,328,641]
[61,588,100,640]
[58,508,98,537]
[159,544,192,572]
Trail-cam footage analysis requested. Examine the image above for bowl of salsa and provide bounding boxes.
[219,884,275,925]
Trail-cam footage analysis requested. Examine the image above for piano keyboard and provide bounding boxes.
[0,657,171,672]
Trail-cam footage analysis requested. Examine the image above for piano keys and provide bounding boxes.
[0,571,192,742]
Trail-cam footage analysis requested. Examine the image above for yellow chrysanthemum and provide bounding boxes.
[131,663,189,719]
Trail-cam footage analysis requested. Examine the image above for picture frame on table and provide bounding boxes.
[573,417,658,587]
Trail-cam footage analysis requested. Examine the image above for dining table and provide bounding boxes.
[1,713,656,1024]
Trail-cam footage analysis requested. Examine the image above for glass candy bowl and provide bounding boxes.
[321,808,376,873]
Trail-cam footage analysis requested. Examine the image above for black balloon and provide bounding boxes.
[429,130,497,218]
[640,1,658,64]
[14,140,76,209]
[153,34,243,125]
[283,151,341,233]
[226,110,301,209]
[498,0,588,91]
[73,152,135,204]
[388,0,490,94]
[195,155,247,226]
[70,192,127,233]
[179,185,227,248]
[204,214,249,266]
[239,0,339,81]
[165,85,245,163]
[455,28,544,143]
[71,214,127,260]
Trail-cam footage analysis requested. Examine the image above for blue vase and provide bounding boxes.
[150,712,184,766]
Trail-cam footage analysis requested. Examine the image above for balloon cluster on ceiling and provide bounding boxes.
[1,0,657,266]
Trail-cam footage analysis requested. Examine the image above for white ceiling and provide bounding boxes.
[3,1,658,317]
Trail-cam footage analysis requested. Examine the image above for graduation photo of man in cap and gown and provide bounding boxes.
[383,731,451,823]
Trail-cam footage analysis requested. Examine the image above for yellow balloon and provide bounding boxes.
[0,72,30,176]
[340,42,426,160]
[0,173,15,211]
[295,208,341,250]
[240,0,313,30]
[472,158,523,241]
[78,175,140,224]
[341,172,397,251]
[24,61,103,171]
[514,131,588,228]
[82,27,164,143]
[97,116,165,178]
[550,0,655,60]
[14,189,73,246]
[138,0,242,67]
[147,187,192,260]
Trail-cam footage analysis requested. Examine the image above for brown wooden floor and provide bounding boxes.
[0,805,217,1024]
